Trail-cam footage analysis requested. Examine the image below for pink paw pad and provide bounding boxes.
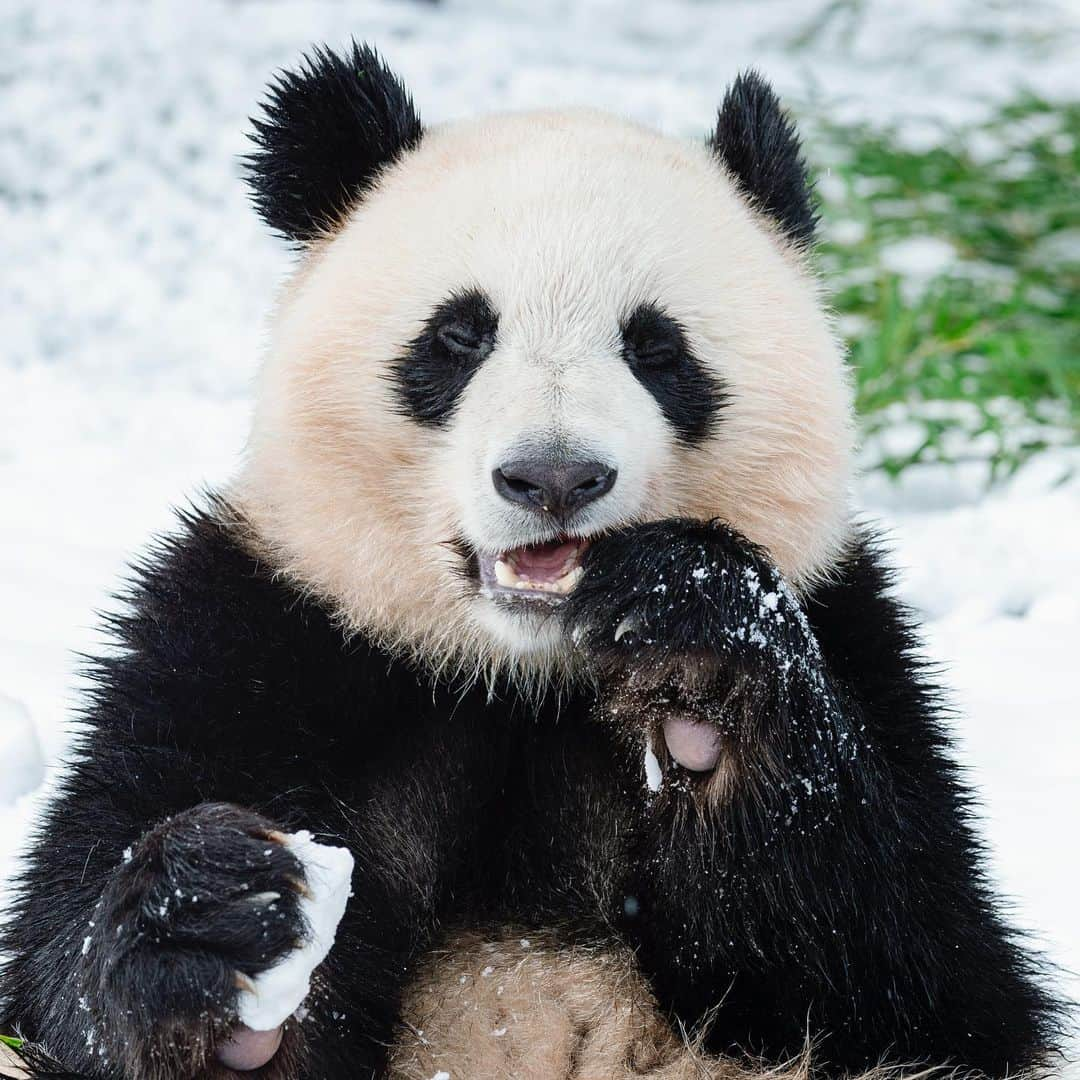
[663,716,723,772]
[216,1024,283,1071]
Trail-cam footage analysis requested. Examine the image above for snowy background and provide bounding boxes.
[2,0,1078,1065]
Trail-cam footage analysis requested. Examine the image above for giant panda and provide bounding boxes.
[0,42,1062,1080]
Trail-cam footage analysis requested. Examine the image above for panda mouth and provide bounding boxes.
[477,537,590,604]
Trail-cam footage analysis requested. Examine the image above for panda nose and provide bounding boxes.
[492,457,617,518]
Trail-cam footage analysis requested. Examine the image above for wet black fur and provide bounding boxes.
[566,521,1063,1072]
[0,505,1060,1078]
[708,70,817,245]
[244,43,422,243]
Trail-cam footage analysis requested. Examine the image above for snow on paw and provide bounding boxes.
[563,519,823,800]
[563,517,815,680]
[77,804,350,1078]
[232,829,354,1032]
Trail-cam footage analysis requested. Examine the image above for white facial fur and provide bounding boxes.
[235,108,854,679]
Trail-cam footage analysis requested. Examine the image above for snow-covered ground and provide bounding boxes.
[2,0,1077,1063]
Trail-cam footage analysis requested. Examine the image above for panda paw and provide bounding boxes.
[78,802,312,1077]
[564,518,814,672]
[563,519,822,777]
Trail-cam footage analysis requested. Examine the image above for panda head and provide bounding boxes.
[236,43,853,679]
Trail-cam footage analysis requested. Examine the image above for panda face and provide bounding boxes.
[238,105,852,676]
[441,295,723,610]
[418,266,729,656]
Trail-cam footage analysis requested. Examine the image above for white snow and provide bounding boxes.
[0,695,45,803]
[236,831,355,1031]
[879,237,957,300]
[1,0,1077,1059]
[644,735,664,793]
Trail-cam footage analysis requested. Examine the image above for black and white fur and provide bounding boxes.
[0,42,1062,1080]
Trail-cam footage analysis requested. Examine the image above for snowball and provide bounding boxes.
[643,735,663,793]
[0,694,46,804]
[236,831,354,1031]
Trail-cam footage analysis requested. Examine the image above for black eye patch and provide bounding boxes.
[392,289,499,426]
[620,303,727,445]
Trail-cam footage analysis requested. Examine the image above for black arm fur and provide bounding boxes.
[0,503,531,1078]
[0,508,1061,1078]
[559,519,1062,1076]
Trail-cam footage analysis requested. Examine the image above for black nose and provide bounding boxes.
[492,457,617,518]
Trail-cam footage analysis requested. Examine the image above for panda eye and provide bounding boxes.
[629,340,681,371]
[621,307,686,373]
[392,288,500,427]
[619,302,728,445]
[436,321,489,360]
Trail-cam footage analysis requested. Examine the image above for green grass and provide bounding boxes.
[809,95,1080,478]
[0,1035,23,1050]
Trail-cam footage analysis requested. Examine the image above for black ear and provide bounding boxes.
[707,71,815,246]
[245,42,422,243]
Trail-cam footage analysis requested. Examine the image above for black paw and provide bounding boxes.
[563,518,817,683]
[565,521,860,819]
[79,802,308,1076]
[562,520,833,789]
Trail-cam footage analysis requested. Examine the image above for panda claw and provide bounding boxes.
[286,873,312,899]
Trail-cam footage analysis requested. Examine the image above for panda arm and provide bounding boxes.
[563,521,1061,1078]
[0,500,506,1079]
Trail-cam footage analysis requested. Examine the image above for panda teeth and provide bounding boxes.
[493,558,520,589]
[493,558,584,595]
[549,564,584,594]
